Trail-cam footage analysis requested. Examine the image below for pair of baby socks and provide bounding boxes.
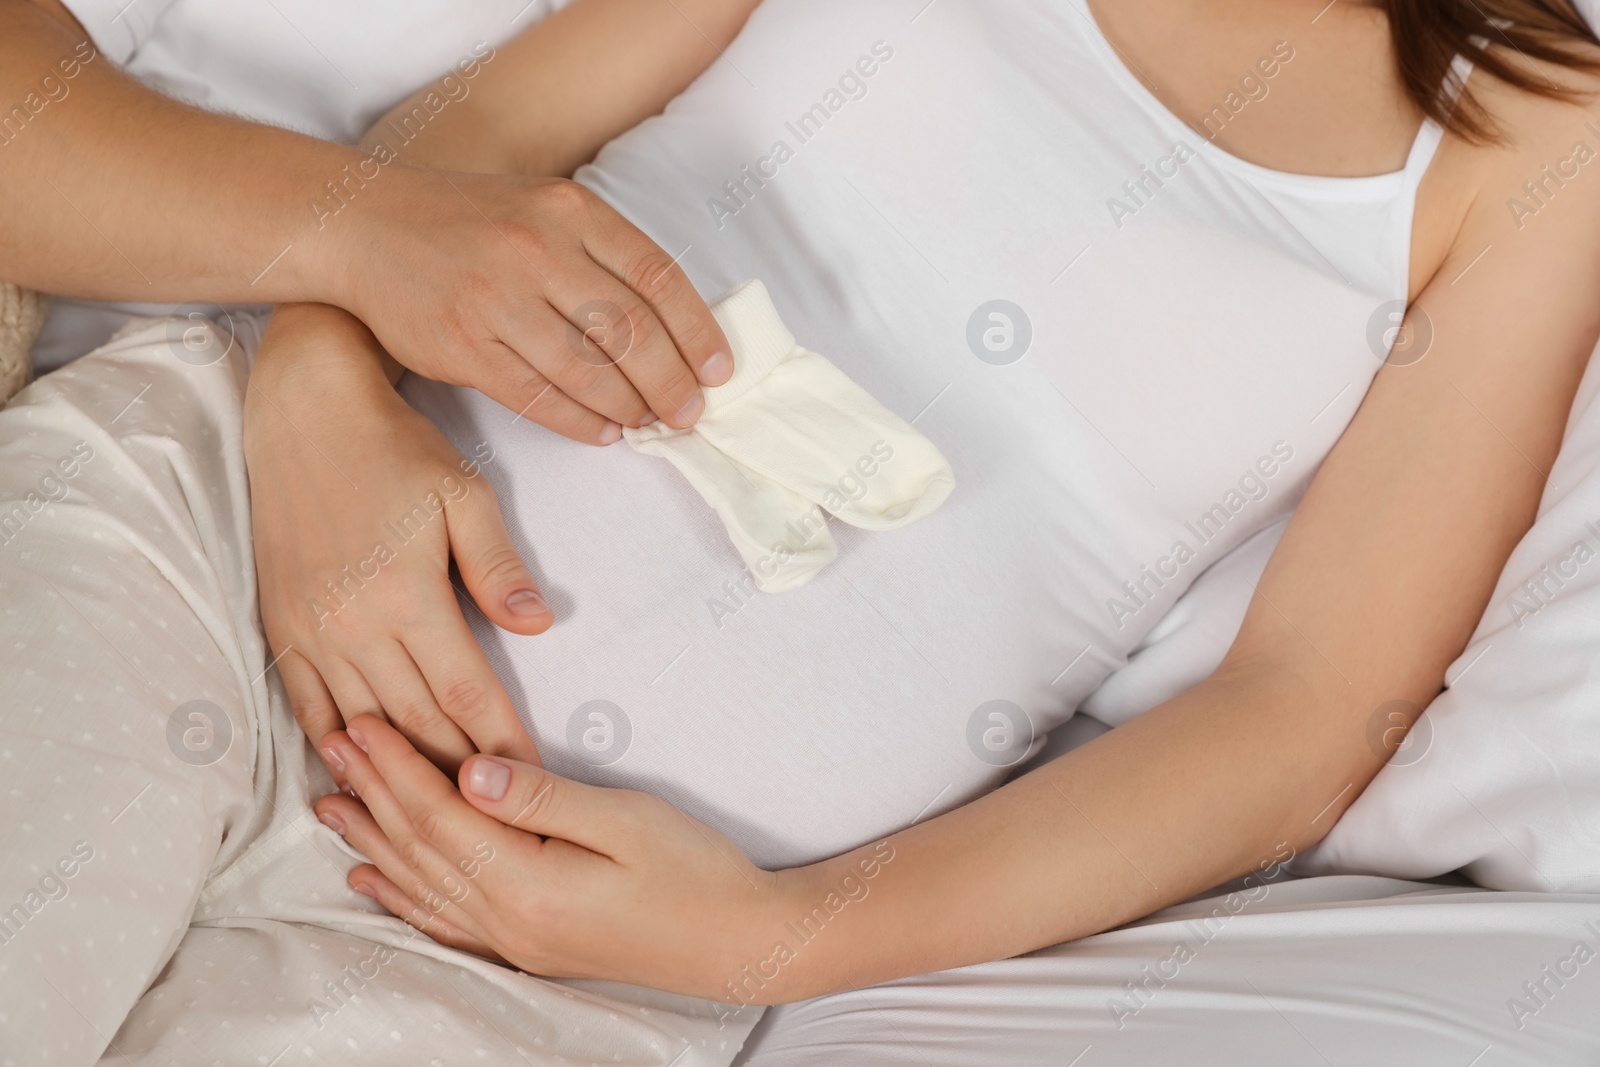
[624,280,954,592]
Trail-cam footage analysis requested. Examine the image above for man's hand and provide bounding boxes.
[0,0,739,447]
[337,169,732,445]
[244,304,545,775]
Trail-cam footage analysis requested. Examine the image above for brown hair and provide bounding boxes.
[1386,0,1600,142]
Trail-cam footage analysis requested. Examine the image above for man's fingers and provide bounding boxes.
[497,304,654,428]
[581,206,733,390]
[548,265,706,429]
[459,753,637,858]
[445,479,553,640]
[467,340,622,446]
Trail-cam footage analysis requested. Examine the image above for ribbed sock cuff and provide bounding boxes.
[704,279,799,407]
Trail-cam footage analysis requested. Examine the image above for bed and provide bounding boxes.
[2,1,1599,1064]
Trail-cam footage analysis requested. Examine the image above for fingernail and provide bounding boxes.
[700,350,733,384]
[320,745,346,773]
[506,589,549,617]
[318,810,346,835]
[344,785,358,798]
[674,390,705,426]
[352,881,376,898]
[467,757,512,801]
[598,421,622,446]
[347,723,369,753]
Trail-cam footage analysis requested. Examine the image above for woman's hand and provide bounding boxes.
[312,715,812,1004]
[244,304,546,774]
[333,169,731,445]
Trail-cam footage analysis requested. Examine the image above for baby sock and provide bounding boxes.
[625,279,954,590]
[626,427,838,593]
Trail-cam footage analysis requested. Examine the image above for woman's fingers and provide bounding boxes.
[358,642,477,772]
[315,788,495,944]
[445,477,553,640]
[318,656,386,724]
[403,612,542,767]
[276,645,341,745]
[348,863,503,959]
[324,718,524,906]
[277,647,350,788]
[459,752,638,858]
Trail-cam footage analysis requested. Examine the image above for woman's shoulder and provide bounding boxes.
[1415,39,1600,297]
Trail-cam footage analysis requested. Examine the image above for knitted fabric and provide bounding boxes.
[0,281,46,406]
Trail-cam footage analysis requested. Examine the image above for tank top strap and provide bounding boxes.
[1400,53,1474,190]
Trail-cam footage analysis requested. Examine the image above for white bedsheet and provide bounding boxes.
[5,1,1598,1060]
[736,876,1600,1066]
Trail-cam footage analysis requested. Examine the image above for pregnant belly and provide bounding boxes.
[403,373,1109,869]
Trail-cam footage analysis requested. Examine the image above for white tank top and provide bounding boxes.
[397,0,1462,868]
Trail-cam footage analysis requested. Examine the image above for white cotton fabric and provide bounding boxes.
[0,324,759,1066]
[624,280,954,591]
[57,0,574,140]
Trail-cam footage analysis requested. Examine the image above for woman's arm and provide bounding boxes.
[362,0,762,179]
[248,0,761,772]
[306,56,1600,999]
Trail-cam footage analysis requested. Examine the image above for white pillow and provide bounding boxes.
[1079,340,1600,892]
